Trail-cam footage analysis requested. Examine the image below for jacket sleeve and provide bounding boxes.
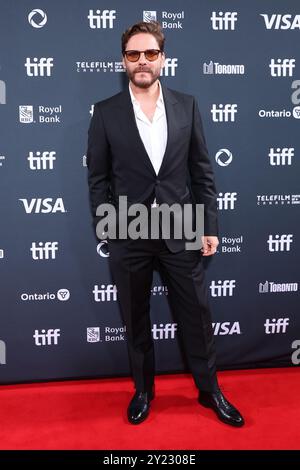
[86,103,111,236]
[188,97,219,237]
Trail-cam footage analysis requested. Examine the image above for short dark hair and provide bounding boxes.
[121,21,165,55]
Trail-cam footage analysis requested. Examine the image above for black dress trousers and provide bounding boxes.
[107,229,219,394]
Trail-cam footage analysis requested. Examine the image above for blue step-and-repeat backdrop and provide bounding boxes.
[0,0,299,383]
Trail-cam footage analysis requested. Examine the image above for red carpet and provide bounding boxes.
[0,368,299,450]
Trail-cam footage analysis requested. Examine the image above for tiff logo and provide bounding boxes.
[87,9,116,28]
[33,329,60,345]
[269,147,294,165]
[267,234,293,252]
[93,284,117,302]
[210,280,236,297]
[264,318,289,334]
[217,192,237,210]
[269,59,296,77]
[0,79,6,104]
[25,57,54,76]
[161,58,178,76]
[211,11,238,30]
[211,104,237,122]
[31,242,58,260]
[152,323,177,340]
[0,340,6,364]
[28,151,56,170]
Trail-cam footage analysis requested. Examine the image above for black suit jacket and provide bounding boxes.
[86,84,219,252]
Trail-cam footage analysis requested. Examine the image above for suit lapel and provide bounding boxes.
[115,83,184,177]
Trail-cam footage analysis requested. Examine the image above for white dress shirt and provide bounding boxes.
[129,80,168,207]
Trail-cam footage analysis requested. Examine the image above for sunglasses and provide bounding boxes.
[124,49,162,62]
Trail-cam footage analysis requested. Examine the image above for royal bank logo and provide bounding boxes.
[259,281,298,294]
[203,61,245,75]
[218,236,243,254]
[260,14,300,30]
[0,155,5,167]
[0,340,6,365]
[0,249,4,259]
[19,105,34,123]
[87,9,116,29]
[143,11,157,22]
[143,10,185,29]
[211,11,238,30]
[87,327,101,343]
[215,149,233,166]
[28,9,47,28]
[257,194,300,205]
[0,79,6,104]
[19,105,62,124]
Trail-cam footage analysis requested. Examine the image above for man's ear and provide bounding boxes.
[122,56,126,70]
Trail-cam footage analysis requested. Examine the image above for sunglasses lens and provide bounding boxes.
[125,50,161,62]
[126,51,140,62]
[145,50,160,61]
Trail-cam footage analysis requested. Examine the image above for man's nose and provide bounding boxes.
[138,52,148,64]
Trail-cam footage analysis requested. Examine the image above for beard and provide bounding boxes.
[127,67,160,89]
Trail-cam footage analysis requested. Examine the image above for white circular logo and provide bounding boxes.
[292,106,300,119]
[97,241,110,257]
[215,149,233,166]
[57,289,70,301]
[28,9,47,28]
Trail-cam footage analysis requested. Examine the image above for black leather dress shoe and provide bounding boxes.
[198,389,244,427]
[127,389,155,424]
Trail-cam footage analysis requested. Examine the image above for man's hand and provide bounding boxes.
[201,236,219,256]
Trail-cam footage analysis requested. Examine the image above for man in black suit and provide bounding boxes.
[87,21,244,427]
